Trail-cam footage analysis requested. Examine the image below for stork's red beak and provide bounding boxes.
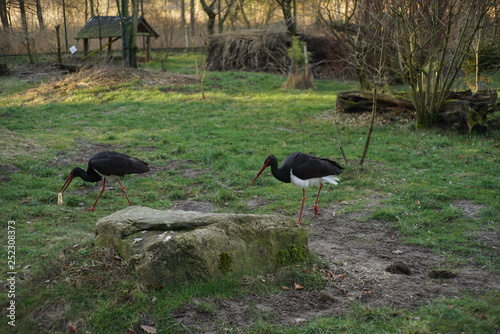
[59,174,75,193]
[248,162,270,187]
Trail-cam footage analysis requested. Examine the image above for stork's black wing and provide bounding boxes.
[89,151,150,177]
[285,152,343,180]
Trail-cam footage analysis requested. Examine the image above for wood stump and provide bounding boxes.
[0,64,9,76]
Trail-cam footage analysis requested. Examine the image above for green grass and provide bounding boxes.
[270,294,500,334]
[0,53,499,333]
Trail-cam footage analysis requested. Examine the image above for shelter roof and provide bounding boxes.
[75,16,159,39]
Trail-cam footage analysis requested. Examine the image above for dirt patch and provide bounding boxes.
[169,196,499,332]
[157,160,207,179]
[11,63,195,104]
[50,141,121,167]
[451,199,484,218]
[0,163,20,182]
[0,129,46,162]
[322,107,415,127]
[43,65,195,90]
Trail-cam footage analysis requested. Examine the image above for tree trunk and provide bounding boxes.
[62,0,68,52]
[200,0,217,35]
[180,0,188,48]
[0,0,9,30]
[18,0,33,63]
[190,0,196,36]
[89,0,95,17]
[359,86,377,166]
[121,0,130,67]
[276,0,296,35]
[217,0,237,34]
[217,0,222,33]
[129,0,139,68]
[238,0,251,29]
[35,0,44,30]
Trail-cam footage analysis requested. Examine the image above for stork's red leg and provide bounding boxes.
[116,179,133,206]
[297,189,306,225]
[89,178,107,211]
[313,183,324,216]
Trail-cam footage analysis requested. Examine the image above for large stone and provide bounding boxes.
[94,206,309,284]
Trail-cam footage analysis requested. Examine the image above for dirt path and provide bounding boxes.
[171,198,499,332]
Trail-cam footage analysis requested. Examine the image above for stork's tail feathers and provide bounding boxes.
[322,175,340,185]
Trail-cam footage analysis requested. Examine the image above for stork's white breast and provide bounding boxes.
[290,169,340,189]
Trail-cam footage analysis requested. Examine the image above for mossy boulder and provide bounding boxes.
[94,206,308,284]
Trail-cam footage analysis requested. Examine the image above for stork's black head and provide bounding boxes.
[249,155,277,187]
[70,167,85,178]
[263,155,277,166]
[59,167,85,194]
[59,167,101,194]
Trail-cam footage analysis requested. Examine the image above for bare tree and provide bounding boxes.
[234,0,251,29]
[276,0,297,35]
[391,0,495,127]
[200,0,237,35]
[318,0,391,90]
[85,0,96,22]
[323,1,393,165]
[359,7,391,166]
[218,0,237,33]
[155,15,182,71]
[200,0,217,35]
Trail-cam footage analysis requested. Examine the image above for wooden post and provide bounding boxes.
[83,38,89,55]
[145,36,151,62]
[107,37,112,57]
[55,25,62,64]
[303,45,309,80]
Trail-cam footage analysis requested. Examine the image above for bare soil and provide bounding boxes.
[170,197,499,332]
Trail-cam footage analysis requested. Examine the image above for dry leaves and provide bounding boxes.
[140,325,157,333]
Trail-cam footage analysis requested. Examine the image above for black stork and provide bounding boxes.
[249,152,343,224]
[58,151,150,211]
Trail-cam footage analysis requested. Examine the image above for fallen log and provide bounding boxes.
[335,89,498,132]
[336,90,414,113]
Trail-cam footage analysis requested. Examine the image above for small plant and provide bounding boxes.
[286,36,309,72]
[283,36,315,90]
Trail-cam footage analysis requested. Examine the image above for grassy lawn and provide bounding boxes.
[0,52,499,333]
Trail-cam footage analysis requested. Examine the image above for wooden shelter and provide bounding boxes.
[75,16,159,61]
